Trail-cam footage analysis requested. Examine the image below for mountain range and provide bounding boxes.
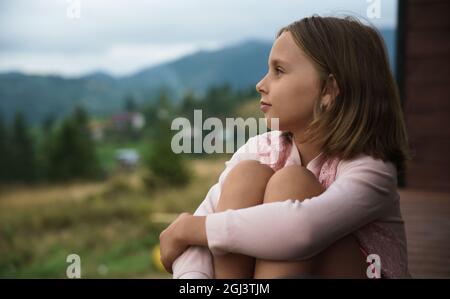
[0,29,396,125]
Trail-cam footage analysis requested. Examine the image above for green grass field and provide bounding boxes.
[0,157,228,278]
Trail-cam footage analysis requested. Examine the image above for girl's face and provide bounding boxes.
[256,31,323,132]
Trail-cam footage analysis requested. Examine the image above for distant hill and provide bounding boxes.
[0,29,396,125]
[121,39,271,105]
[0,40,271,125]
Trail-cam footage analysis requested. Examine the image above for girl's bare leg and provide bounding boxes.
[214,162,367,279]
[312,234,367,278]
[213,160,274,279]
[253,165,324,278]
[253,165,367,279]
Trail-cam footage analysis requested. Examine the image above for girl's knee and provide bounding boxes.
[217,160,274,211]
[264,165,324,203]
[226,160,274,183]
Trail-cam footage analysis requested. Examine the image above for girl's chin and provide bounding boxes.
[264,115,283,131]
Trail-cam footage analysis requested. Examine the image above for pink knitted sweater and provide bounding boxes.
[172,131,410,278]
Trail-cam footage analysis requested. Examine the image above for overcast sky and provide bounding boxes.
[0,0,398,77]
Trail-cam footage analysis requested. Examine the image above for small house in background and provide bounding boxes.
[116,149,140,169]
[110,112,145,131]
[88,112,145,141]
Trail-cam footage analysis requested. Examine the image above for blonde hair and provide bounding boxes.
[278,15,411,175]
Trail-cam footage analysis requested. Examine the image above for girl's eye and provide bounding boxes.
[275,67,284,76]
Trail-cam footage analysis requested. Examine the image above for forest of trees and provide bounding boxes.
[0,83,258,185]
[0,106,101,183]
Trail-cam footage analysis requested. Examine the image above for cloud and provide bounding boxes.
[0,41,226,77]
[0,0,398,76]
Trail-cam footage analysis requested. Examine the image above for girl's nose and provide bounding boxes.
[256,78,267,94]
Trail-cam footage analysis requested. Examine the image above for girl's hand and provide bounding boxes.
[159,212,191,274]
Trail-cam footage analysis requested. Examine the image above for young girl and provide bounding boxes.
[159,15,411,279]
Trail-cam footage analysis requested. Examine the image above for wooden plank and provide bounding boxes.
[399,188,450,278]
[405,59,450,83]
[406,137,450,158]
[405,114,450,139]
[406,31,450,58]
[407,1,450,30]
[405,166,450,191]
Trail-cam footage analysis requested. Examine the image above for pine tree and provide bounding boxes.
[36,115,56,180]
[124,95,138,112]
[179,91,200,122]
[144,119,190,187]
[143,92,189,187]
[9,112,36,182]
[47,106,100,181]
[0,113,10,182]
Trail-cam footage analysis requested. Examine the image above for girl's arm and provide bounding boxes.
[205,155,398,260]
[171,183,217,279]
[172,134,264,279]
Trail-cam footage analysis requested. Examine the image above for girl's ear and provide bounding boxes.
[320,74,340,109]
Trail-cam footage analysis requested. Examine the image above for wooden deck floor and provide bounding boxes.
[399,188,450,278]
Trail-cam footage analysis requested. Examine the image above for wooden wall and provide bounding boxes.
[399,0,450,191]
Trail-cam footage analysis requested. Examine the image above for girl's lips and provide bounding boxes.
[260,101,272,113]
